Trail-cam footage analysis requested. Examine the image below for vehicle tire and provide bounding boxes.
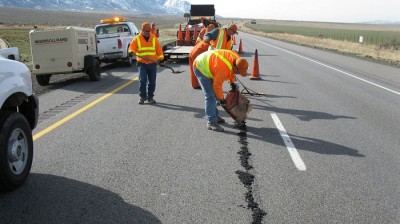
[0,111,33,191]
[36,75,51,86]
[87,58,101,81]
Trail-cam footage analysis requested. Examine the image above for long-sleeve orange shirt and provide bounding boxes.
[194,49,239,100]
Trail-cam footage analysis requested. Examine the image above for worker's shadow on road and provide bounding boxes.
[223,98,364,157]
[153,102,205,120]
[240,126,364,157]
[0,174,162,224]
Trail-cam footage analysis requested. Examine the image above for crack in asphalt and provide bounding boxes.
[236,125,267,224]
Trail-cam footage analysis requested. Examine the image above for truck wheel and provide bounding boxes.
[36,75,51,86]
[87,58,101,81]
[0,111,33,191]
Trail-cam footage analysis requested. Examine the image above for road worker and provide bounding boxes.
[195,23,215,44]
[128,22,164,104]
[203,24,238,50]
[189,24,217,89]
[193,49,249,132]
[150,22,160,38]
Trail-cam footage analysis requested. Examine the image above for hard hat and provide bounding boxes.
[141,22,152,31]
[235,58,248,77]
[228,24,238,34]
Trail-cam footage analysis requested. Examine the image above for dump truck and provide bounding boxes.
[29,26,100,86]
[164,4,217,59]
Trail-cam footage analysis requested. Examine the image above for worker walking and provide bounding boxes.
[203,24,238,50]
[193,49,249,132]
[129,22,164,104]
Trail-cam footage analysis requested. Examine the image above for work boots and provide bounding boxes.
[207,124,224,132]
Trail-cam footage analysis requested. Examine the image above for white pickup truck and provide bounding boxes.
[0,47,39,191]
[94,16,139,66]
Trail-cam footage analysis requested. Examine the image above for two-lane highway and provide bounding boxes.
[1,32,399,224]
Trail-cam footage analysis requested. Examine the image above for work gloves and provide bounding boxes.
[219,99,227,108]
[230,82,237,90]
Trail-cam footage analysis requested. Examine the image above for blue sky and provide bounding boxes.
[186,0,400,23]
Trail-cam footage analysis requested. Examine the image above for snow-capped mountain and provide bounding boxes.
[0,0,191,15]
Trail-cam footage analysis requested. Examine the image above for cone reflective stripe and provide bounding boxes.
[238,39,243,54]
[177,24,183,46]
[250,49,261,80]
[184,25,191,46]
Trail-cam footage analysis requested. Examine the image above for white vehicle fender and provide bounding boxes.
[0,58,33,106]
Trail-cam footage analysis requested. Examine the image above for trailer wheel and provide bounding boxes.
[36,75,51,86]
[87,58,101,81]
[0,111,33,191]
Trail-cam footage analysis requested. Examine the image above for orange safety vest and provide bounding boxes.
[194,49,239,100]
[128,33,164,64]
[196,27,207,44]
[209,28,233,50]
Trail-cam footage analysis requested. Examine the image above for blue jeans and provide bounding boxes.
[138,62,157,99]
[194,67,219,124]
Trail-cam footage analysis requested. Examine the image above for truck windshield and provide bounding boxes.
[95,24,130,35]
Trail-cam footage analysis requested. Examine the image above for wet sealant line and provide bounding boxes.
[236,124,266,224]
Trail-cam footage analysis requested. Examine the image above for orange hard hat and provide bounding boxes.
[228,24,238,34]
[141,22,151,31]
[235,58,248,77]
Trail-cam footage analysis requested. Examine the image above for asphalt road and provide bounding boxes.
[1,32,399,224]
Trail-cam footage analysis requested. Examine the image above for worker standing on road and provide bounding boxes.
[193,49,248,132]
[150,22,160,38]
[189,24,217,89]
[203,24,238,50]
[129,22,164,104]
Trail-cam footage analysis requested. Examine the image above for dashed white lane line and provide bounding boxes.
[271,113,307,171]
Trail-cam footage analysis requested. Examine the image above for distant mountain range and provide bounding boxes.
[0,0,191,15]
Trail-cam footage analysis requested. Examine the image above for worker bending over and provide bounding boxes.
[203,24,238,50]
[193,49,248,132]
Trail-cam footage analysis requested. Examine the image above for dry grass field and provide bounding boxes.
[238,20,400,66]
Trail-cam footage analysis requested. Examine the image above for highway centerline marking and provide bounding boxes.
[271,113,307,171]
[33,76,138,141]
[248,35,400,96]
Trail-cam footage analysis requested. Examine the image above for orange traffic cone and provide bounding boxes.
[177,24,183,46]
[232,35,236,45]
[250,49,261,80]
[184,25,191,46]
[238,39,243,54]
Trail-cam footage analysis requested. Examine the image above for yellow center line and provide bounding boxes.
[33,76,138,141]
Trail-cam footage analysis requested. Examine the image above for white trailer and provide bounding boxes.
[29,26,101,86]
